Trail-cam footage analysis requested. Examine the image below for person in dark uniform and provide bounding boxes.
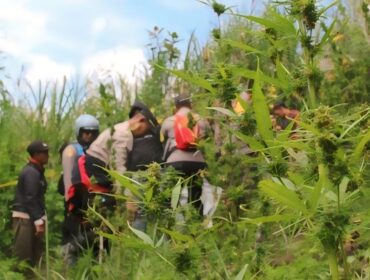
[12,140,49,267]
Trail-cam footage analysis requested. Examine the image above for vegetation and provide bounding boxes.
[0,0,369,279]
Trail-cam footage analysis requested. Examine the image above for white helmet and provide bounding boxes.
[74,114,99,137]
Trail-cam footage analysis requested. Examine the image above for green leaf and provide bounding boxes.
[281,140,310,151]
[259,180,308,214]
[171,178,182,210]
[318,19,336,48]
[216,63,228,79]
[156,65,216,94]
[275,60,290,89]
[241,214,296,224]
[276,121,294,144]
[127,221,154,247]
[88,206,118,234]
[309,164,329,213]
[234,264,249,280]
[207,106,237,117]
[325,191,338,202]
[231,66,288,89]
[252,67,274,146]
[279,177,296,191]
[223,39,262,54]
[145,186,154,203]
[339,176,350,204]
[119,235,155,250]
[159,227,193,242]
[341,109,370,139]
[353,129,370,161]
[155,234,165,248]
[235,94,251,112]
[96,231,122,242]
[108,170,144,200]
[238,12,296,36]
[318,1,338,17]
[287,171,306,187]
[294,119,321,136]
[232,130,266,151]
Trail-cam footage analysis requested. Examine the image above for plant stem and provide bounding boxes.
[298,20,317,108]
[45,211,50,280]
[339,238,350,279]
[327,250,340,280]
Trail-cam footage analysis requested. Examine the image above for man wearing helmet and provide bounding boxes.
[66,101,159,260]
[61,114,99,267]
[82,101,158,191]
[62,114,100,200]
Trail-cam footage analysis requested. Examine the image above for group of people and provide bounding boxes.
[11,95,210,270]
[11,92,299,271]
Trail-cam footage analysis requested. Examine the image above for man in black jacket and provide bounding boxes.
[12,140,49,266]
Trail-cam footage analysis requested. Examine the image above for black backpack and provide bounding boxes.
[127,130,164,171]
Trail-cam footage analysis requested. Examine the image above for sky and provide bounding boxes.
[0,0,263,90]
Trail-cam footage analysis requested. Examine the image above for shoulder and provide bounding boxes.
[62,144,77,159]
[112,122,133,144]
[162,116,175,127]
[20,164,39,178]
[114,121,131,136]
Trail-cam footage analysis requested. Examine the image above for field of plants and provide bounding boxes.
[0,0,369,279]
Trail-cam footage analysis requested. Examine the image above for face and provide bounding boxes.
[130,113,151,138]
[33,151,49,166]
[80,130,99,145]
[273,107,286,117]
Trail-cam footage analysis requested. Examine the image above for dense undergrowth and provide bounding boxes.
[0,0,369,279]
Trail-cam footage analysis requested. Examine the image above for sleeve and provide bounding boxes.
[62,145,77,201]
[111,128,133,175]
[22,169,45,222]
[160,118,171,142]
[197,117,211,139]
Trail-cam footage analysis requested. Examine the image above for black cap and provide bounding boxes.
[174,94,191,107]
[272,100,286,110]
[27,140,49,156]
[129,101,159,133]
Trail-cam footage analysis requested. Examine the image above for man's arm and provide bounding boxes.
[111,127,133,175]
[22,169,45,225]
[62,145,77,201]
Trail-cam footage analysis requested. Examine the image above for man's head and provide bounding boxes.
[27,140,49,165]
[174,94,192,110]
[74,114,100,147]
[272,101,288,117]
[128,101,159,138]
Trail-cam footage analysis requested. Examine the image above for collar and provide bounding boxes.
[29,158,45,172]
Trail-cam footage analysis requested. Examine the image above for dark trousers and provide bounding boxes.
[13,218,44,266]
[166,161,206,214]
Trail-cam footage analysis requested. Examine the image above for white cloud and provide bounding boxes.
[0,0,49,56]
[82,46,147,85]
[0,1,75,84]
[91,17,108,35]
[24,54,75,83]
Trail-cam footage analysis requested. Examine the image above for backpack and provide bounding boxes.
[57,143,84,196]
[174,113,199,150]
[127,129,164,171]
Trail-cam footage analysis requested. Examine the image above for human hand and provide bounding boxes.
[35,223,45,236]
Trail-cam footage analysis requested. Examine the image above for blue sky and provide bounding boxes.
[0,0,264,87]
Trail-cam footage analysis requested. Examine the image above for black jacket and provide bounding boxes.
[13,162,47,221]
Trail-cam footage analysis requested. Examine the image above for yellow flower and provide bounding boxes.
[333,34,344,42]
[232,101,245,115]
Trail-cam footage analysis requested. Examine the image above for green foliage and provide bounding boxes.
[0,0,369,279]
